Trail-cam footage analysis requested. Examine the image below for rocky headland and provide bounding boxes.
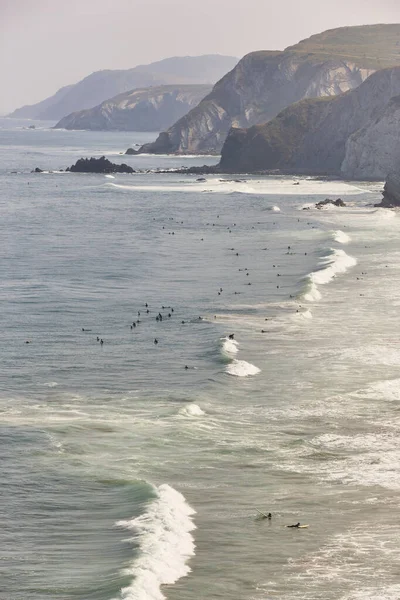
[9,55,238,121]
[218,66,400,179]
[54,85,212,131]
[138,24,400,155]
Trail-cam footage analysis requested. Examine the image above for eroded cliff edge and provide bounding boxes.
[218,67,400,180]
[54,85,212,132]
[139,24,400,155]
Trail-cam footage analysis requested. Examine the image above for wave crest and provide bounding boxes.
[302,248,357,302]
[226,360,261,377]
[116,483,196,600]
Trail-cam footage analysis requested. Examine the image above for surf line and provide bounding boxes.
[302,248,357,302]
[115,483,196,600]
[220,335,261,377]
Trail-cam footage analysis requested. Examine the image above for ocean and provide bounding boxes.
[1,118,399,600]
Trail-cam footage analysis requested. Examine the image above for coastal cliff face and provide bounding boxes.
[219,67,400,179]
[139,24,400,155]
[8,55,238,121]
[54,85,212,131]
[341,96,400,179]
[140,53,373,155]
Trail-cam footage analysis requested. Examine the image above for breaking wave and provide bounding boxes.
[116,483,196,600]
[220,336,239,357]
[302,248,357,302]
[332,230,351,244]
[179,403,205,417]
[226,360,261,377]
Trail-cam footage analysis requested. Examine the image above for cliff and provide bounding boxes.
[54,85,212,131]
[341,96,400,179]
[139,24,400,155]
[8,55,238,121]
[219,67,400,179]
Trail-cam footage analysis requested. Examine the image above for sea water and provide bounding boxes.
[1,118,400,600]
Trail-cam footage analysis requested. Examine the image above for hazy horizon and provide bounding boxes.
[1,0,399,114]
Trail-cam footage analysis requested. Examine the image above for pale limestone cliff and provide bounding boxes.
[218,67,400,178]
[54,85,211,131]
[139,24,400,155]
[341,96,400,179]
[140,54,373,155]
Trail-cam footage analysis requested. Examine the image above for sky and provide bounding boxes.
[0,0,399,113]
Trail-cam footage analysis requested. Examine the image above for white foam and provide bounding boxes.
[116,483,196,600]
[105,174,115,179]
[178,403,205,417]
[107,178,365,196]
[302,249,357,301]
[226,360,261,377]
[304,431,400,490]
[341,585,400,600]
[221,337,239,356]
[303,282,322,302]
[287,525,400,598]
[42,381,58,387]
[266,205,281,212]
[332,230,351,244]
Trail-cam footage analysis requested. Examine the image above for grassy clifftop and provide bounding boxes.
[286,24,400,69]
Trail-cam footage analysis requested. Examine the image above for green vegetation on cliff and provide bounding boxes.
[286,24,400,69]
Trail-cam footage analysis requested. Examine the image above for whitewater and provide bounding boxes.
[2,120,400,600]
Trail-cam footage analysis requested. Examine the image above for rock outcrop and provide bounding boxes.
[218,67,400,179]
[9,55,238,121]
[315,198,346,209]
[376,172,400,207]
[66,157,134,174]
[139,24,400,155]
[54,85,212,131]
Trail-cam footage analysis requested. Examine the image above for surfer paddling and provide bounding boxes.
[256,509,271,520]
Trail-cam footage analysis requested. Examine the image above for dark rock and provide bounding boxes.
[33,167,43,173]
[374,172,400,207]
[125,147,139,155]
[315,198,346,209]
[66,156,135,174]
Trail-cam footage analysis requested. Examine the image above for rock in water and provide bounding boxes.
[375,173,400,207]
[66,156,134,174]
[316,198,346,209]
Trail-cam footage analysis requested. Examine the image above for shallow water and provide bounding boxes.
[1,118,399,600]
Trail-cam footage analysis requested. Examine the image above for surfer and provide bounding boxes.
[287,523,301,528]
[228,334,234,340]
[256,509,271,519]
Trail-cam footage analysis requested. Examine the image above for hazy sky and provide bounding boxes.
[1,0,399,113]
